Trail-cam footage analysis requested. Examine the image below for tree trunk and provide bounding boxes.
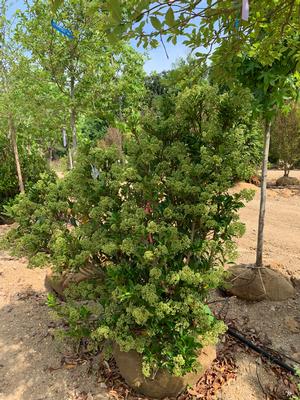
[256,120,271,268]
[9,114,24,194]
[70,77,76,147]
[70,106,77,149]
[49,147,53,163]
[69,76,76,169]
[62,127,67,148]
[284,163,289,177]
[68,145,74,170]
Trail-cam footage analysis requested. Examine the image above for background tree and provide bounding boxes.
[0,55,60,215]
[66,0,300,68]
[271,103,300,178]
[0,3,57,208]
[230,50,298,270]
[0,1,24,193]
[18,0,145,168]
[209,45,298,299]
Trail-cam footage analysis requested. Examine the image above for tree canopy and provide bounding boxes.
[50,0,300,68]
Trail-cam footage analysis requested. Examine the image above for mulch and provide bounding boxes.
[95,325,300,400]
[97,336,238,400]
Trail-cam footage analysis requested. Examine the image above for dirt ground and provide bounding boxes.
[0,169,299,400]
[0,232,108,400]
[218,170,300,400]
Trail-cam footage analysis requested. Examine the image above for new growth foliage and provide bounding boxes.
[5,81,260,377]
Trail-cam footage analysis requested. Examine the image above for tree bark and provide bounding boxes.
[49,147,53,163]
[284,163,288,177]
[69,76,76,169]
[70,77,76,148]
[70,105,77,149]
[256,120,272,268]
[68,145,74,170]
[9,114,24,194]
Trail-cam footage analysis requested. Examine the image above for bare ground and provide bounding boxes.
[218,170,300,400]
[0,170,299,400]
[0,224,108,400]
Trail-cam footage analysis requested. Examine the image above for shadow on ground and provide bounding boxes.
[0,290,107,400]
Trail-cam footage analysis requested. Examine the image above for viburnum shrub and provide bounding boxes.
[88,85,259,377]
[3,172,72,267]
[5,83,261,378]
[4,144,121,272]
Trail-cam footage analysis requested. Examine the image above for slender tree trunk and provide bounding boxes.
[69,76,76,170]
[62,127,67,148]
[9,114,24,194]
[68,145,74,170]
[70,76,77,149]
[70,106,77,149]
[256,120,272,268]
[284,163,288,177]
[49,147,53,163]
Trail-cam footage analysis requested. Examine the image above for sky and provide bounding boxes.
[7,0,190,74]
[137,39,190,74]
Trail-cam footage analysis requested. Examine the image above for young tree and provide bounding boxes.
[232,51,298,269]
[271,103,300,178]
[18,0,145,168]
[210,45,298,299]
[0,2,24,193]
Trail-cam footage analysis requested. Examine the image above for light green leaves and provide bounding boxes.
[50,0,63,12]
[109,0,122,22]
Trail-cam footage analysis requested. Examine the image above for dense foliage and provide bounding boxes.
[271,103,300,175]
[5,81,259,377]
[68,0,300,71]
[0,135,51,216]
[1,0,299,393]
[5,0,300,387]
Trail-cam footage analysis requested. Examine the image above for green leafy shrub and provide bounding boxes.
[3,172,73,268]
[88,84,258,377]
[0,135,51,218]
[4,143,122,274]
[271,103,300,176]
[4,82,260,378]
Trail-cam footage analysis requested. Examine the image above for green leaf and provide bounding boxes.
[109,0,122,22]
[150,16,161,31]
[50,0,63,12]
[165,7,175,27]
[150,39,159,48]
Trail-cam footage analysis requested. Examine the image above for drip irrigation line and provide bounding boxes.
[264,345,300,367]
[227,327,297,375]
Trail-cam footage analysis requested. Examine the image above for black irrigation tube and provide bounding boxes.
[227,326,297,375]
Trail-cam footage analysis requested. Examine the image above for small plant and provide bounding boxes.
[291,368,300,400]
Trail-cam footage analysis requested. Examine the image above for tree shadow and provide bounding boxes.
[267,183,300,197]
[0,290,108,400]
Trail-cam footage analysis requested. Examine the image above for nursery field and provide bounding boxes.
[0,170,299,400]
[2,1,300,399]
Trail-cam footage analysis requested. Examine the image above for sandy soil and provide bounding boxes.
[236,169,300,279]
[0,224,108,400]
[218,170,300,400]
[0,169,299,400]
